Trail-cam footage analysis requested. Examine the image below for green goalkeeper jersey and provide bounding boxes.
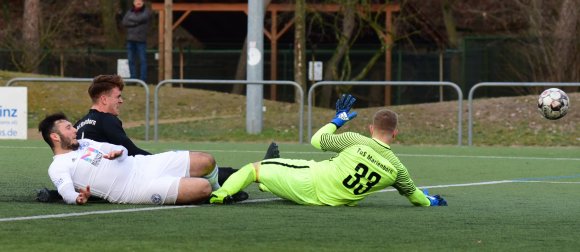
[310,123,430,206]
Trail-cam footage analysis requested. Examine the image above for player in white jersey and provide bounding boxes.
[39,113,220,205]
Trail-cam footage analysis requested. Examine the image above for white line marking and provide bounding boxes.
[1,145,578,161]
[513,181,580,184]
[0,179,516,223]
[0,205,199,222]
[398,153,580,161]
[189,150,580,162]
[376,180,515,193]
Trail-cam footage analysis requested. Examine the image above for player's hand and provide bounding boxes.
[104,150,124,160]
[423,189,447,206]
[331,94,358,128]
[76,186,91,205]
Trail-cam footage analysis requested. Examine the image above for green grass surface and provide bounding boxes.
[1,140,579,251]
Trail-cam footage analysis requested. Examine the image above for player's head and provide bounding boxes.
[133,0,145,9]
[370,109,398,141]
[88,75,124,115]
[38,113,80,151]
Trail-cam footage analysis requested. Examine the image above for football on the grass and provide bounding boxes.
[537,88,569,120]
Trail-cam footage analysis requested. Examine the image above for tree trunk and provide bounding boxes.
[294,0,307,103]
[441,0,459,48]
[232,40,247,94]
[552,0,578,82]
[319,0,356,108]
[22,0,40,73]
[100,0,122,48]
[441,0,462,90]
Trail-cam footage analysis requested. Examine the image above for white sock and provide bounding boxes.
[203,165,221,191]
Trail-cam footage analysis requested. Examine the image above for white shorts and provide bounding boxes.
[122,151,190,204]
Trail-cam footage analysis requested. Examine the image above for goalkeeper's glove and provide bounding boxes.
[331,94,358,128]
[423,189,448,206]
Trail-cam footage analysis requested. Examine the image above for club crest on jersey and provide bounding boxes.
[79,141,90,150]
[151,194,162,205]
[80,147,103,166]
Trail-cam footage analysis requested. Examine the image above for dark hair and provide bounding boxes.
[373,109,398,133]
[88,75,124,103]
[38,112,68,149]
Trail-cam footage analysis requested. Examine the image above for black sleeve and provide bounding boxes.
[101,116,151,156]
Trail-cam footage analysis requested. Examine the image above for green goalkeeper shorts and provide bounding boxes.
[258,158,325,205]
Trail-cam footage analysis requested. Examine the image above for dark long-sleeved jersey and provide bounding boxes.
[74,109,151,156]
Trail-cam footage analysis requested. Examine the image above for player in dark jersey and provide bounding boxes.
[74,75,149,156]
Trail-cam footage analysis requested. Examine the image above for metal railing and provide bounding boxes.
[308,81,464,146]
[6,77,150,141]
[467,82,580,145]
[154,79,304,143]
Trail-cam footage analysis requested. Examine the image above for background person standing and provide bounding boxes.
[122,0,152,83]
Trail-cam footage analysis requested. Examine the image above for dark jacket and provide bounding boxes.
[121,7,152,43]
[74,109,151,156]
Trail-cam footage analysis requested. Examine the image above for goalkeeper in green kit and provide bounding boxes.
[210,94,447,207]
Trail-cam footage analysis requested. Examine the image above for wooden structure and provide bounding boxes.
[151,2,400,103]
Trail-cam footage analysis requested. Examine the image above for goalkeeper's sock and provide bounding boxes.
[211,163,256,203]
[203,165,221,191]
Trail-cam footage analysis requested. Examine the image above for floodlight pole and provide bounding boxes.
[246,0,264,134]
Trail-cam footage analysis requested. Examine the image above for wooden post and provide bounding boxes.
[60,53,64,77]
[158,10,164,82]
[270,10,278,100]
[163,0,173,81]
[384,7,393,105]
[179,46,184,88]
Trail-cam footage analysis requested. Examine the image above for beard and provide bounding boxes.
[58,133,80,150]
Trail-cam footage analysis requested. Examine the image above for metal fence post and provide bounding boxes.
[307,81,464,146]
[6,77,150,141]
[154,79,304,143]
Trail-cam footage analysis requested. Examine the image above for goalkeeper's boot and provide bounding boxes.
[209,192,235,205]
[232,191,249,202]
[263,142,280,160]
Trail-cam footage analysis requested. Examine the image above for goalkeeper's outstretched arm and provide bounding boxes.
[312,93,357,150]
[311,123,337,150]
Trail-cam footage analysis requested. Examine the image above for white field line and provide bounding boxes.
[513,180,580,184]
[204,150,580,162]
[1,145,579,161]
[0,205,199,222]
[0,179,516,223]
[378,180,516,193]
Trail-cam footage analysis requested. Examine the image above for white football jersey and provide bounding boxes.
[48,139,132,204]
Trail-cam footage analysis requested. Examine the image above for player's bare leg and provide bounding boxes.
[188,152,216,176]
[187,152,221,191]
[175,177,212,204]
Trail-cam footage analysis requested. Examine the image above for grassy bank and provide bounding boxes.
[1,70,578,146]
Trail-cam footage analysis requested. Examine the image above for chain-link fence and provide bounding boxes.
[0,36,538,107]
